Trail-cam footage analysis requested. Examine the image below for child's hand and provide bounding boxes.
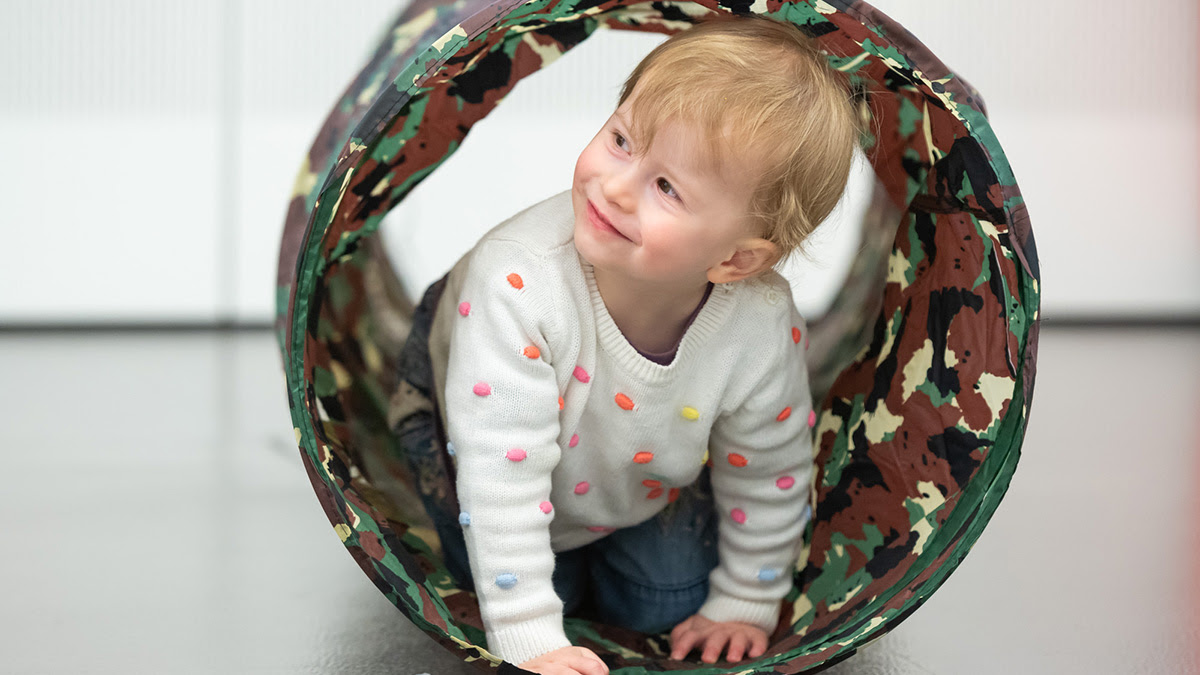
[518,646,609,675]
[669,613,769,663]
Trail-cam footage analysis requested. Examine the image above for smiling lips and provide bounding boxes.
[587,201,631,241]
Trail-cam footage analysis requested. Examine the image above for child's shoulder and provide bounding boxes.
[475,189,576,258]
[730,270,801,324]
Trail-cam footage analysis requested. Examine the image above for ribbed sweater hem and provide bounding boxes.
[697,594,782,634]
[487,614,572,666]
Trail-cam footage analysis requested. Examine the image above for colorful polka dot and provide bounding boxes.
[458,512,471,526]
[495,573,518,589]
[540,501,553,514]
[506,273,524,290]
[446,442,456,457]
[569,433,579,448]
[458,302,471,317]
[587,526,614,533]
[668,488,680,503]
[758,568,780,582]
[574,481,590,495]
[646,487,664,499]
[615,393,634,411]
[681,406,700,420]
[776,476,796,490]
[730,508,747,524]
[642,479,661,488]
[472,382,491,396]
[573,366,590,383]
[506,448,527,462]
[776,407,792,422]
[523,345,540,359]
[808,410,817,427]
[558,396,564,411]
[791,326,801,344]
[632,451,654,464]
[727,453,748,468]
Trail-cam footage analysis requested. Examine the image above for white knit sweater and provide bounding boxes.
[427,190,814,665]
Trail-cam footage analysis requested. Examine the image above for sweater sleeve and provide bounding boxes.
[442,240,571,664]
[698,304,815,633]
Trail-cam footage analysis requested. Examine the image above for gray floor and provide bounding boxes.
[2,327,1197,674]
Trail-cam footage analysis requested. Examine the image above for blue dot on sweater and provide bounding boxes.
[495,573,518,589]
[757,568,780,582]
[446,442,456,456]
[458,512,471,527]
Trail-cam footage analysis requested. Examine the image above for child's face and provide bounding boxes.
[571,97,762,288]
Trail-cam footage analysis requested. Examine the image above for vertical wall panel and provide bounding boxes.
[0,1,1196,323]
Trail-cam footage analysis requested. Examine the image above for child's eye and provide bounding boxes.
[612,131,629,151]
[657,178,679,200]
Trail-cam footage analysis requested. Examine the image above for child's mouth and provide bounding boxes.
[588,201,630,241]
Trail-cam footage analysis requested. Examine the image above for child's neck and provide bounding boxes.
[592,267,713,355]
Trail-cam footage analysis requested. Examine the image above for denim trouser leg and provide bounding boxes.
[586,469,719,634]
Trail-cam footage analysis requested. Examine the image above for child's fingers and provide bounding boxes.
[725,632,749,662]
[748,631,769,658]
[567,652,608,675]
[670,629,701,660]
[700,633,730,664]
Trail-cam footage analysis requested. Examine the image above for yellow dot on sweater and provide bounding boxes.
[701,449,709,466]
[334,523,352,542]
[681,406,699,420]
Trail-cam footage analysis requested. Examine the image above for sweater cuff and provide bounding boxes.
[486,614,572,666]
[697,590,781,634]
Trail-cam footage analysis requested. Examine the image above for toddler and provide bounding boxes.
[403,15,862,675]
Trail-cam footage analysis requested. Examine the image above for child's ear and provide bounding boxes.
[707,238,780,284]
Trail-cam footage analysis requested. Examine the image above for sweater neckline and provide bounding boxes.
[580,259,736,383]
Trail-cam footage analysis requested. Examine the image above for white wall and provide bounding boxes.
[1,0,1196,324]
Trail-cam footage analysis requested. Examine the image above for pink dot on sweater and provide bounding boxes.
[458,302,470,317]
[472,382,491,396]
[573,366,590,383]
[808,410,817,428]
[569,434,579,448]
[587,526,614,533]
[574,481,589,495]
[731,508,747,524]
[776,476,796,490]
[540,501,553,514]
[505,448,526,462]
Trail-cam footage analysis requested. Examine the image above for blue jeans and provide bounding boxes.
[437,471,719,634]
[394,277,719,635]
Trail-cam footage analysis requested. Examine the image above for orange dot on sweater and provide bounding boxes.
[646,488,664,500]
[523,345,540,359]
[642,479,661,488]
[727,453,748,468]
[506,273,524,289]
[777,407,792,422]
[668,487,680,503]
[615,393,634,410]
[792,326,801,344]
[558,396,564,411]
[632,451,654,464]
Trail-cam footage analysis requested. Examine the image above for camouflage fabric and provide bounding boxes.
[275,1,1039,673]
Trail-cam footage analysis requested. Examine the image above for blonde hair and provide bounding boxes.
[618,15,868,263]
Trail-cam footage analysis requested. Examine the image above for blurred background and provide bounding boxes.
[1,1,1197,674]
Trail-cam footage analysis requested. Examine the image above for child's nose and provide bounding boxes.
[602,168,637,212]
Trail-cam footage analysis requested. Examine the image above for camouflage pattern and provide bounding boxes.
[275,1,1039,673]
